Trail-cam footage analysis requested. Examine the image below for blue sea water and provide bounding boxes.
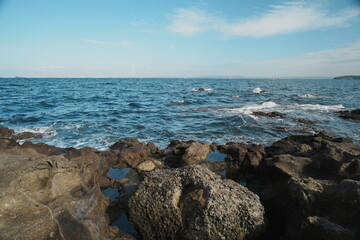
[0,78,359,149]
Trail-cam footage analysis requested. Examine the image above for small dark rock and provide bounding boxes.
[0,126,14,138]
[338,109,360,121]
[252,111,286,118]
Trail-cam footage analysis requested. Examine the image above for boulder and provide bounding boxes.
[0,144,111,239]
[338,109,360,121]
[338,158,360,180]
[128,165,265,240]
[165,140,210,167]
[301,216,358,240]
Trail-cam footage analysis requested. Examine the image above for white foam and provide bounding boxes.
[296,104,345,111]
[252,87,268,93]
[298,94,321,98]
[222,101,278,118]
[175,100,185,104]
[14,125,58,138]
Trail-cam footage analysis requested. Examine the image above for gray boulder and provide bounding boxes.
[128,165,265,240]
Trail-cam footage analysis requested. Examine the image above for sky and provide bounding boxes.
[0,0,359,78]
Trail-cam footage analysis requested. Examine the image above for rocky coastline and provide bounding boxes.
[1,126,360,240]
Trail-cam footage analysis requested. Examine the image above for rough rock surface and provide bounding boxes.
[128,165,265,240]
[252,132,360,239]
[0,126,14,138]
[165,140,211,167]
[0,142,111,239]
[12,131,43,140]
[338,109,360,121]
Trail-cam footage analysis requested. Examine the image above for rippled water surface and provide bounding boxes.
[0,78,359,149]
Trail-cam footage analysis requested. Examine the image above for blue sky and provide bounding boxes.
[0,0,359,78]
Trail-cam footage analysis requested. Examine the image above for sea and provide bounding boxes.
[1,78,359,150]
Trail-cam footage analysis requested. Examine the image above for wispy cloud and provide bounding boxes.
[167,1,360,37]
[243,40,360,77]
[84,39,134,46]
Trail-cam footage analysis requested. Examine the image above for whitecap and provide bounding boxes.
[222,101,278,118]
[296,104,345,111]
[14,124,58,138]
[175,100,185,104]
[252,87,268,93]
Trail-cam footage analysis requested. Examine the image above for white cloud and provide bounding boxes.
[84,39,134,46]
[167,1,360,37]
[242,40,360,77]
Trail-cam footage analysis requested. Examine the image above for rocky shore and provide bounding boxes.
[0,126,359,240]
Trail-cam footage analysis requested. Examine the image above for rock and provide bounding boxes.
[12,132,43,140]
[110,138,145,151]
[338,158,360,180]
[338,109,360,121]
[264,154,312,179]
[116,147,148,168]
[0,144,111,239]
[128,165,265,240]
[225,143,265,167]
[296,118,315,124]
[301,216,358,240]
[288,177,325,207]
[252,111,286,118]
[165,140,210,167]
[137,160,156,172]
[0,126,14,138]
[198,87,205,91]
[20,141,65,156]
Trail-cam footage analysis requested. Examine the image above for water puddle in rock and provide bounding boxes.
[205,151,227,162]
[107,167,130,180]
[101,187,120,201]
[112,211,138,235]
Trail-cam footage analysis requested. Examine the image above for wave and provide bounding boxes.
[14,124,58,138]
[296,104,345,111]
[252,87,268,93]
[222,101,278,117]
[175,100,185,104]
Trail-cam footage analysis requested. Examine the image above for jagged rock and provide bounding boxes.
[128,165,265,240]
[301,216,358,240]
[165,140,210,167]
[338,109,360,121]
[252,111,286,118]
[224,142,265,169]
[296,118,315,125]
[0,126,14,138]
[0,144,111,239]
[338,158,360,180]
[20,141,65,156]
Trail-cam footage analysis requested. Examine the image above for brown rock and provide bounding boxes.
[252,111,286,118]
[0,126,14,138]
[12,132,43,140]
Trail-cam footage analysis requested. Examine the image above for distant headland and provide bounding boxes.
[333,75,360,80]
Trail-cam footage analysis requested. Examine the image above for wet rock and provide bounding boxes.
[0,126,14,138]
[12,132,43,140]
[198,87,205,91]
[0,144,111,239]
[301,216,358,240]
[296,118,315,125]
[252,111,286,118]
[338,109,360,121]
[165,140,210,167]
[128,165,265,240]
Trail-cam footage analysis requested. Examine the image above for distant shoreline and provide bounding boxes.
[333,75,360,80]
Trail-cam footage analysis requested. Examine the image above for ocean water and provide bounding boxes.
[0,78,359,149]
